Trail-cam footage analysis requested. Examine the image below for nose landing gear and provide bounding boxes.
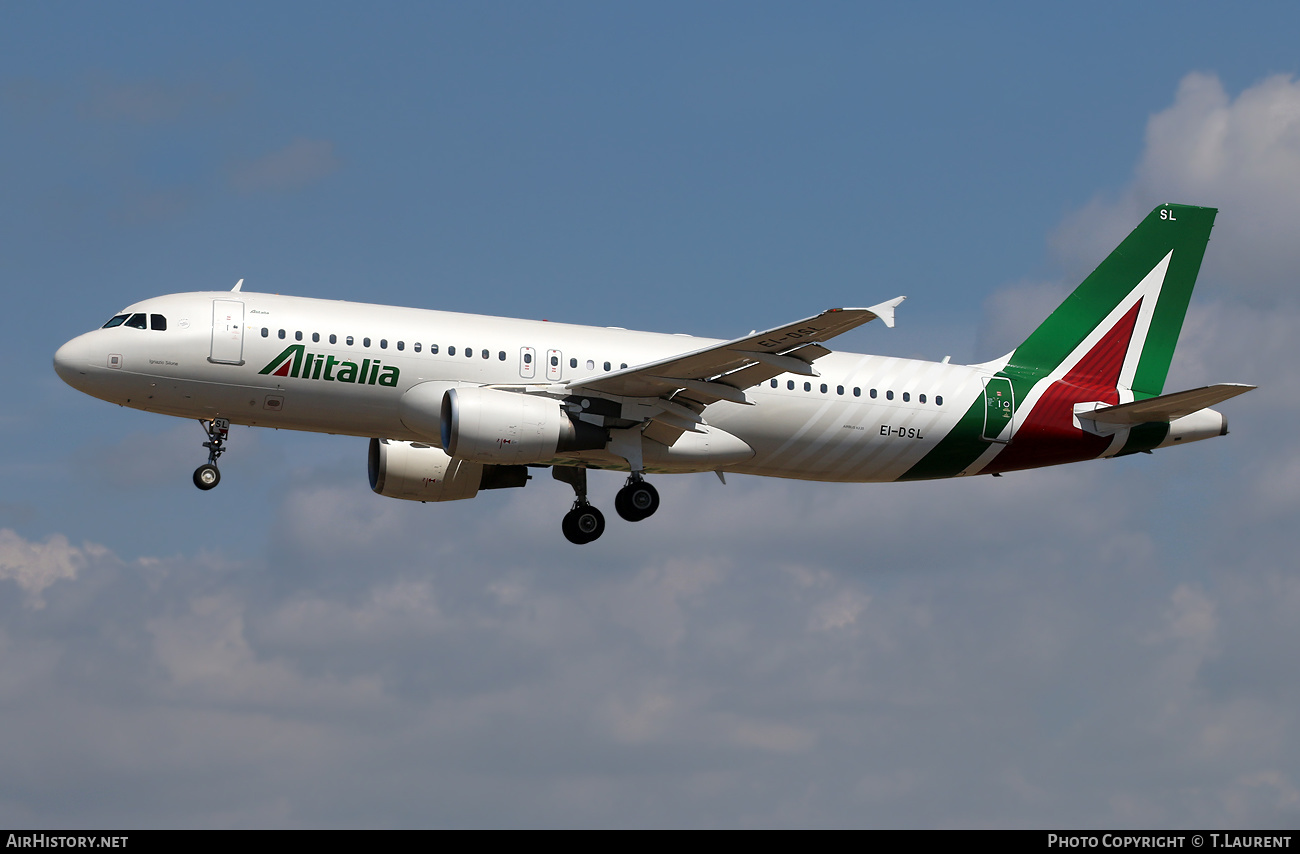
[193,418,230,491]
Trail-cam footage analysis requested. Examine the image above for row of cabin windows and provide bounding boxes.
[570,357,628,371]
[769,378,943,406]
[259,329,630,372]
[260,328,508,360]
[103,313,167,331]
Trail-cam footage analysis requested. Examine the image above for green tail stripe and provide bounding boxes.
[1005,204,1216,394]
[900,204,1216,482]
[899,395,988,481]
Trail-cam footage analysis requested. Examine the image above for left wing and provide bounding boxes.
[564,297,904,446]
[567,297,905,405]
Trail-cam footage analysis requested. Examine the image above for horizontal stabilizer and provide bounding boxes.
[1081,383,1255,426]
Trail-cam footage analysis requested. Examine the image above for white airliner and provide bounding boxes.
[55,204,1253,543]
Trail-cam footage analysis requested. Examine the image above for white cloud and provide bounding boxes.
[0,528,98,608]
[1052,73,1300,299]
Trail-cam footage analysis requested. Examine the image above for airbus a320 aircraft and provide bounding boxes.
[55,204,1253,543]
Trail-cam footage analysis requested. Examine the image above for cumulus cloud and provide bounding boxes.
[230,139,341,194]
[3,447,1300,826]
[0,528,99,608]
[1052,73,1300,300]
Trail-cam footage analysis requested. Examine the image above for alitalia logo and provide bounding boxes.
[259,344,400,387]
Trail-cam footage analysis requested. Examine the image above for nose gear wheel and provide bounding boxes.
[193,418,230,491]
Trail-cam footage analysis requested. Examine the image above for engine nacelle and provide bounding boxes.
[368,438,486,502]
[440,386,606,464]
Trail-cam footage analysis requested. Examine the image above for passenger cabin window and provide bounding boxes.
[261,328,269,337]
[363,337,371,347]
[414,343,421,352]
[481,349,488,359]
[380,339,387,349]
[430,344,439,354]
[346,336,354,346]
[886,390,894,400]
[312,333,320,343]
[278,329,286,339]
[397,341,404,351]
[604,361,611,371]
[329,334,337,344]
[936,396,944,406]
[570,358,578,369]
[853,388,861,397]
[523,352,531,364]
[448,346,456,356]
[150,314,167,331]
[902,392,910,402]
[125,314,147,329]
[498,351,506,361]
[295,331,302,341]
[102,314,128,328]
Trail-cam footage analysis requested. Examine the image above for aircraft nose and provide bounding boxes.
[53,334,95,389]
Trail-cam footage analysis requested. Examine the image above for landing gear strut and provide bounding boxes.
[193,417,230,491]
[553,466,605,544]
[614,473,659,522]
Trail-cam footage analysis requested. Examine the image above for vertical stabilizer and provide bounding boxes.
[1005,204,1216,396]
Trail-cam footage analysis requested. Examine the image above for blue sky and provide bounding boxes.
[4,3,1300,827]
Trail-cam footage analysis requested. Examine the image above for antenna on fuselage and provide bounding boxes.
[231,278,244,293]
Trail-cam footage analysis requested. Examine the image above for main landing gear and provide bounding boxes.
[553,466,605,545]
[552,467,660,544]
[614,473,659,523]
[193,417,230,491]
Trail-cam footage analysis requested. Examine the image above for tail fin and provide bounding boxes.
[1004,204,1216,397]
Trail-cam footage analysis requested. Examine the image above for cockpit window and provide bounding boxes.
[124,313,147,329]
[102,314,129,328]
[150,314,167,331]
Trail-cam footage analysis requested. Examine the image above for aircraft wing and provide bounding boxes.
[567,297,905,405]
[1081,383,1256,426]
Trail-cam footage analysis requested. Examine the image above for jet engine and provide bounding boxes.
[440,387,606,465]
[368,438,527,502]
